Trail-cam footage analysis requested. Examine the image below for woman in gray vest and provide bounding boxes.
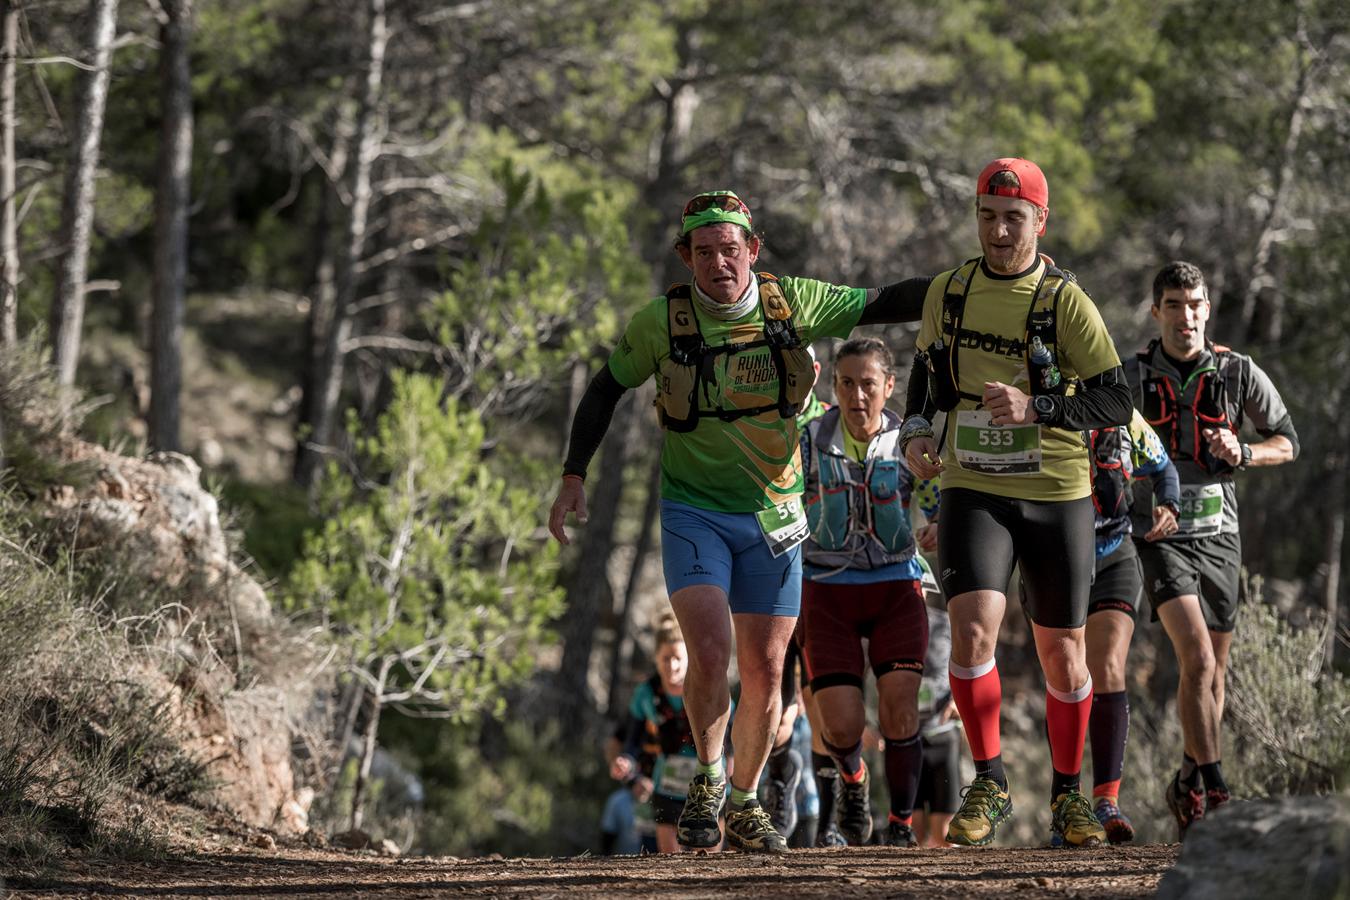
[798,338,940,848]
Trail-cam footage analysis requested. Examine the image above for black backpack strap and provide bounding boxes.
[937,257,982,405]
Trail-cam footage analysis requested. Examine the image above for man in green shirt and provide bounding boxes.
[550,190,928,853]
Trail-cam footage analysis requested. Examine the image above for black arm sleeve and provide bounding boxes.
[562,365,630,478]
[1040,366,1133,431]
[856,277,932,326]
[904,354,936,420]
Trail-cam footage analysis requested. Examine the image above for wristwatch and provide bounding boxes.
[1032,394,1056,423]
[1239,442,1253,469]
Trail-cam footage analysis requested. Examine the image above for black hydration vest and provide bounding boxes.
[921,255,1075,412]
[1135,339,1241,476]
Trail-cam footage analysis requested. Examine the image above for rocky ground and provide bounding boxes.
[4,842,1178,899]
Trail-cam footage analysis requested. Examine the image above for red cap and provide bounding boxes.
[977,158,1049,234]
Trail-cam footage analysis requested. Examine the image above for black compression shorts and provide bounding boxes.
[1088,539,1144,620]
[937,488,1094,629]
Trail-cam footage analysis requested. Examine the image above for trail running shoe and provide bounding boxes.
[676,773,725,849]
[945,777,1013,847]
[762,748,802,839]
[1094,798,1135,845]
[1050,791,1105,848]
[815,822,847,847]
[884,821,918,848]
[725,800,788,853]
[1164,773,1205,841]
[1205,787,1230,814]
[838,767,874,846]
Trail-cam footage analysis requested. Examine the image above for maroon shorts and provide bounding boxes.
[801,578,929,692]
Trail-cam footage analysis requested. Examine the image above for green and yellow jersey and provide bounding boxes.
[609,277,866,513]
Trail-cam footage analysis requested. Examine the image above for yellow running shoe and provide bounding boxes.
[677,773,726,849]
[1050,790,1106,848]
[725,800,788,853]
[946,777,1013,846]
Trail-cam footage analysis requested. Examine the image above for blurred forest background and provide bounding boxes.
[1,0,1348,863]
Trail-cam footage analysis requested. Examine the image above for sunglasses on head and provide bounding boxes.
[683,192,751,218]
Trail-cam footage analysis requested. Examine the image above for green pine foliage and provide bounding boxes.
[429,160,646,420]
[285,371,563,722]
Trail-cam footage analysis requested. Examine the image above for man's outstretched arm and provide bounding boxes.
[550,366,629,543]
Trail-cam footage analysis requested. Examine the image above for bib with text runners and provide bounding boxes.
[657,755,698,798]
[953,410,1042,475]
[1168,483,1224,539]
[755,496,809,558]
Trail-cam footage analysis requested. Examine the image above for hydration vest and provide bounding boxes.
[640,674,693,759]
[654,272,814,432]
[922,256,1075,412]
[1090,424,1133,523]
[1135,340,1240,476]
[802,407,915,568]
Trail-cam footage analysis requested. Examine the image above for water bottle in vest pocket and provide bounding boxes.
[805,456,852,551]
[868,459,912,553]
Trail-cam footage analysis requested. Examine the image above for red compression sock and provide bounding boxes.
[1046,678,1093,782]
[949,659,1002,762]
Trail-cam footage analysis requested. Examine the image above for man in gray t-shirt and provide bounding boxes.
[1123,261,1298,840]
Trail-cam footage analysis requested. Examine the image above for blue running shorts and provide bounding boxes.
[660,499,802,617]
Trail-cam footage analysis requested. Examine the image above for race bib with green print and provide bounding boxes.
[756,496,809,557]
[1170,483,1224,538]
[953,410,1042,475]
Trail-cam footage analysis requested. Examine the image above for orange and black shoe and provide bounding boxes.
[1164,772,1205,841]
[1205,787,1231,815]
[1094,797,1135,845]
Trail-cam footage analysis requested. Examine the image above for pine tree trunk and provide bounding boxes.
[605,445,661,718]
[557,391,638,720]
[49,0,118,384]
[350,656,391,832]
[149,0,191,452]
[296,0,385,488]
[293,116,349,483]
[0,0,19,347]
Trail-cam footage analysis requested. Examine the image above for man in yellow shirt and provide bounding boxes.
[901,158,1132,848]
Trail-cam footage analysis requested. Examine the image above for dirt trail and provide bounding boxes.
[7,843,1177,898]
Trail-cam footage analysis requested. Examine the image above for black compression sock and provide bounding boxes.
[1199,762,1228,794]
[813,751,840,827]
[1051,769,1081,801]
[1179,754,1200,790]
[974,754,1007,790]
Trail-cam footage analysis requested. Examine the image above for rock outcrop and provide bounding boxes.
[1157,795,1350,900]
[46,441,317,833]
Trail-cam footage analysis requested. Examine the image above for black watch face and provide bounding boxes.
[1034,396,1053,414]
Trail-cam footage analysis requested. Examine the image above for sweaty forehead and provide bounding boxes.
[977,194,1041,216]
[689,222,749,250]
